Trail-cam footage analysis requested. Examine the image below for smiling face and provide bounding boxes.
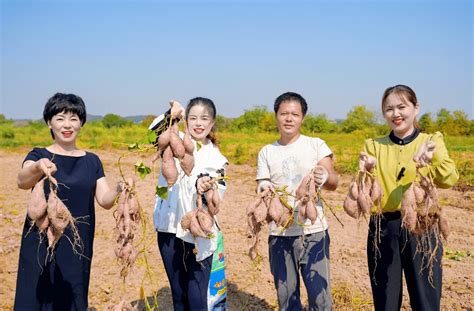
[186,104,215,143]
[48,111,82,145]
[275,100,304,144]
[383,92,420,138]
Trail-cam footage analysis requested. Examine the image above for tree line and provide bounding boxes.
[216,105,473,136]
[1,105,472,136]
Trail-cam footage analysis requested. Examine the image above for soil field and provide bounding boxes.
[1,150,473,310]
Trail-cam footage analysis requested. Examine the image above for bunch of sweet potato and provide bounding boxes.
[114,181,140,278]
[156,122,194,186]
[27,170,82,254]
[246,187,293,260]
[343,155,383,219]
[294,169,323,225]
[401,169,449,240]
[180,178,220,239]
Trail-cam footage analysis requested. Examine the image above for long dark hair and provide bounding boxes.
[185,97,218,144]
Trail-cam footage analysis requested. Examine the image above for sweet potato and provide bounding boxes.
[179,152,194,176]
[349,181,359,200]
[189,214,208,238]
[157,127,171,151]
[161,147,178,186]
[277,206,291,227]
[35,213,49,233]
[438,209,449,240]
[343,194,359,219]
[297,197,308,223]
[295,175,309,200]
[305,199,318,224]
[170,132,185,159]
[207,191,220,216]
[370,179,382,203]
[357,190,372,214]
[413,184,426,204]
[196,209,214,234]
[183,131,194,154]
[268,196,284,224]
[50,198,73,233]
[253,201,268,223]
[47,226,59,249]
[246,198,261,216]
[181,212,193,230]
[401,184,417,231]
[308,176,317,198]
[27,178,47,221]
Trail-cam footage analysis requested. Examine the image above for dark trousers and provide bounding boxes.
[367,212,442,311]
[269,231,332,311]
[158,232,212,311]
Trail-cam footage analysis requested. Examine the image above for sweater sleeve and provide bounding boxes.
[427,132,459,189]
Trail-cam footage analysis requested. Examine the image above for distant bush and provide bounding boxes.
[140,115,158,128]
[341,106,376,133]
[303,113,338,133]
[1,127,15,139]
[102,114,131,128]
[0,114,12,125]
[231,106,276,132]
[215,115,234,132]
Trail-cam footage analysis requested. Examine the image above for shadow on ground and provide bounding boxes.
[109,281,276,310]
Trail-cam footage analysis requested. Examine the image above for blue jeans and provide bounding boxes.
[269,230,332,311]
[158,232,212,311]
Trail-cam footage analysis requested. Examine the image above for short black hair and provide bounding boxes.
[274,92,308,116]
[43,93,87,139]
[43,93,87,124]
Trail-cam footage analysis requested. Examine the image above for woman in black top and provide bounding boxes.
[14,93,121,310]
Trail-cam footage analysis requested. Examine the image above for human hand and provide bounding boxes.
[36,158,57,177]
[169,100,185,120]
[313,165,329,187]
[117,178,134,194]
[359,152,376,172]
[197,176,214,194]
[413,141,436,167]
[256,180,273,194]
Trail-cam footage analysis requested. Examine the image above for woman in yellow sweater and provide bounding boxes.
[362,85,458,310]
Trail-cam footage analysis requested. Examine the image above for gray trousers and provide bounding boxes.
[268,230,332,311]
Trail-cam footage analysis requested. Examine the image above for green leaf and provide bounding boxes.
[156,186,168,200]
[147,130,157,144]
[134,161,151,180]
[196,141,202,151]
[128,143,140,150]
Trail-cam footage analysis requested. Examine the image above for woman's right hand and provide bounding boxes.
[197,176,213,194]
[359,152,376,172]
[169,100,185,119]
[36,158,57,177]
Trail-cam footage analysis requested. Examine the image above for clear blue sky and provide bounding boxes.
[1,0,472,120]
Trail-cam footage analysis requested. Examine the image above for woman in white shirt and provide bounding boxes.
[149,98,228,311]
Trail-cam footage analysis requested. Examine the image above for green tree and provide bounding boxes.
[215,115,234,131]
[231,106,275,132]
[303,114,337,133]
[418,113,436,133]
[451,110,471,135]
[341,105,376,133]
[0,114,13,125]
[102,114,130,128]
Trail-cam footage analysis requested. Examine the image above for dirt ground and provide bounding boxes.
[1,150,473,310]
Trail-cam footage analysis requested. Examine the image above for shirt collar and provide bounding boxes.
[389,128,420,145]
